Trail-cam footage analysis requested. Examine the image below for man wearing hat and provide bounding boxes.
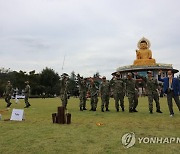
[111,73,125,112]
[24,81,31,108]
[124,72,139,113]
[60,73,69,109]
[77,74,88,111]
[100,76,111,112]
[138,71,162,114]
[4,81,13,107]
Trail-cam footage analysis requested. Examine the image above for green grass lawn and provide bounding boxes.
[0,97,180,154]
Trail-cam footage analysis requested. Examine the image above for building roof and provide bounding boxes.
[112,63,179,75]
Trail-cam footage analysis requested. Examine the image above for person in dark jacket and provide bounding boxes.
[158,70,180,117]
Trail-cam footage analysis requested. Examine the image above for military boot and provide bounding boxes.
[156,110,163,113]
[106,108,110,112]
[129,109,133,113]
[7,103,12,108]
[89,108,93,111]
[133,109,138,112]
[122,107,124,112]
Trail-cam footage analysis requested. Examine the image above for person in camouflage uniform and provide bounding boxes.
[123,73,139,113]
[4,81,13,108]
[138,71,162,114]
[89,79,99,111]
[77,74,88,111]
[100,76,111,112]
[111,74,125,112]
[24,81,31,108]
[60,73,69,109]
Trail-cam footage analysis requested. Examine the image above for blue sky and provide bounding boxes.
[0,0,180,78]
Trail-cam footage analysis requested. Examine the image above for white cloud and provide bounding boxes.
[0,0,180,78]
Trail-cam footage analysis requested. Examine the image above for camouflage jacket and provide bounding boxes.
[100,81,110,96]
[5,84,13,96]
[78,80,87,95]
[124,79,138,94]
[110,79,125,94]
[24,85,31,96]
[60,78,68,95]
[137,75,159,95]
[145,78,159,95]
[89,84,99,97]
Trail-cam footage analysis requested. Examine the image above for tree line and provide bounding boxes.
[0,67,85,98]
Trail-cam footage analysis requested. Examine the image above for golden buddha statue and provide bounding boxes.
[133,37,156,66]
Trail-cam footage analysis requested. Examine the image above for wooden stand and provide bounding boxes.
[66,113,71,124]
[52,113,56,123]
[57,106,66,124]
[52,106,71,124]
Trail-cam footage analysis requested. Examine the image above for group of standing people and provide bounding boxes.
[75,72,139,113]
[59,70,169,115]
[99,72,139,113]
[84,71,161,114]
[4,80,31,108]
[3,69,179,117]
[59,69,180,117]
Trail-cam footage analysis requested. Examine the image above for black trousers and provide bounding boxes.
[167,91,180,115]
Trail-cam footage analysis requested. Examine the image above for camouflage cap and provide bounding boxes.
[25,81,29,84]
[127,72,132,76]
[147,71,152,74]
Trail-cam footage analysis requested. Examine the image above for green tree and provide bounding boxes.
[68,71,78,96]
[40,67,60,96]
[28,70,43,95]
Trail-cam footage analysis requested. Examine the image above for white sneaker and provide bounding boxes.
[170,114,174,117]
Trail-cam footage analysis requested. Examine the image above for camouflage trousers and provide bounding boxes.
[5,95,11,104]
[148,92,160,112]
[60,94,68,109]
[79,92,87,108]
[101,94,110,109]
[24,94,30,106]
[113,92,124,110]
[127,93,138,111]
[91,95,98,110]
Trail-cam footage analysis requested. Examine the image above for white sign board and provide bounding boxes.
[10,109,25,121]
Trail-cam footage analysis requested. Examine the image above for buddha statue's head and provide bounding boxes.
[140,40,148,50]
[137,37,151,50]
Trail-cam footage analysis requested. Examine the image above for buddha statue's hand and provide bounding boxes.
[136,50,141,59]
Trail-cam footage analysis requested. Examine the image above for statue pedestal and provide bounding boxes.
[133,59,156,66]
